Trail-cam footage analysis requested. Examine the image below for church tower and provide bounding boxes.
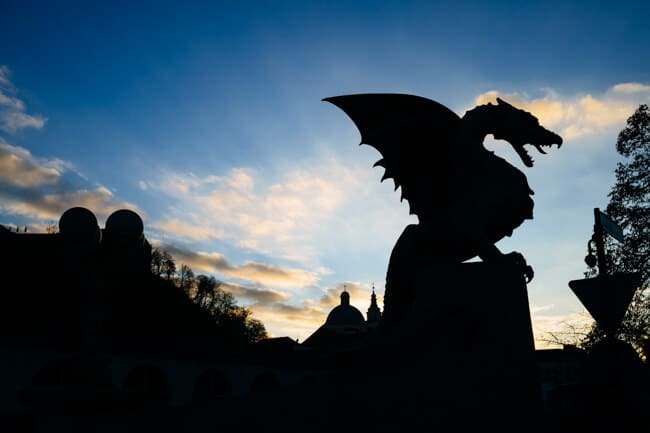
[366,284,382,327]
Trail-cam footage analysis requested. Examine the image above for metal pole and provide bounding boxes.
[594,208,615,338]
[593,208,608,277]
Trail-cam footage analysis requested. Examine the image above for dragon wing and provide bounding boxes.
[324,93,462,217]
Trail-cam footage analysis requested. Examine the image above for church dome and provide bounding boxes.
[325,291,365,328]
[301,288,374,348]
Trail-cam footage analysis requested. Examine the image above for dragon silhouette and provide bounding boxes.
[324,94,563,327]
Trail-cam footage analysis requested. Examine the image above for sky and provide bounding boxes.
[1,1,649,347]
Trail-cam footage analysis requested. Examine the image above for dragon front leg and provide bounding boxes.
[504,251,534,283]
[478,245,534,283]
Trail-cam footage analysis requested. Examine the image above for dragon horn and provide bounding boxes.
[381,169,393,182]
[496,97,515,108]
[373,159,385,168]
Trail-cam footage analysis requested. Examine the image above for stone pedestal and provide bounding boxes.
[373,261,542,431]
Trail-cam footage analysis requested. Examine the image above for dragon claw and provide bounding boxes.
[504,251,534,283]
[524,265,534,283]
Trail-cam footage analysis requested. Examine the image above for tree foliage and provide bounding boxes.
[150,248,268,344]
[606,104,650,283]
[45,221,58,234]
[161,250,176,280]
[178,264,195,297]
[580,104,650,355]
[151,248,164,277]
[190,274,269,343]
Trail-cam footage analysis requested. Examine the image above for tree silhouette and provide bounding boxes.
[193,274,221,309]
[190,274,268,343]
[45,221,58,234]
[606,104,650,285]
[178,264,195,297]
[588,104,650,356]
[151,248,164,277]
[151,247,178,281]
[150,251,268,344]
[551,105,650,356]
[243,315,268,344]
[161,250,176,281]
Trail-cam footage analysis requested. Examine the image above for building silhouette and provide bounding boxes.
[0,207,327,420]
[301,287,381,350]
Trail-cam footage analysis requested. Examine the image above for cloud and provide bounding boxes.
[473,82,650,140]
[147,158,364,265]
[0,66,47,133]
[0,66,11,87]
[319,281,375,308]
[141,155,405,340]
[0,140,61,187]
[219,260,319,288]
[255,302,326,324]
[1,186,141,223]
[220,282,288,304]
[201,165,349,244]
[248,301,328,339]
[611,83,650,94]
[161,243,320,289]
[153,217,224,241]
[0,139,140,223]
[0,70,136,225]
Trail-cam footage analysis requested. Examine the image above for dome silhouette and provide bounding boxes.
[325,291,365,328]
[58,207,100,242]
[105,209,144,240]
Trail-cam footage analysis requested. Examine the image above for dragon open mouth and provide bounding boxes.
[513,139,562,168]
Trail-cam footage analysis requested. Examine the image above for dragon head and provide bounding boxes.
[491,97,562,167]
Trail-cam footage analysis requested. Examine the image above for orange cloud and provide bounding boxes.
[162,244,320,289]
[0,141,60,187]
[473,82,650,140]
[2,187,141,222]
[147,159,364,266]
[153,218,224,241]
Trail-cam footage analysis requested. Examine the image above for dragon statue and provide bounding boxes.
[324,94,563,328]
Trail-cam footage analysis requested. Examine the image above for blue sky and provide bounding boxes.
[1,1,649,345]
